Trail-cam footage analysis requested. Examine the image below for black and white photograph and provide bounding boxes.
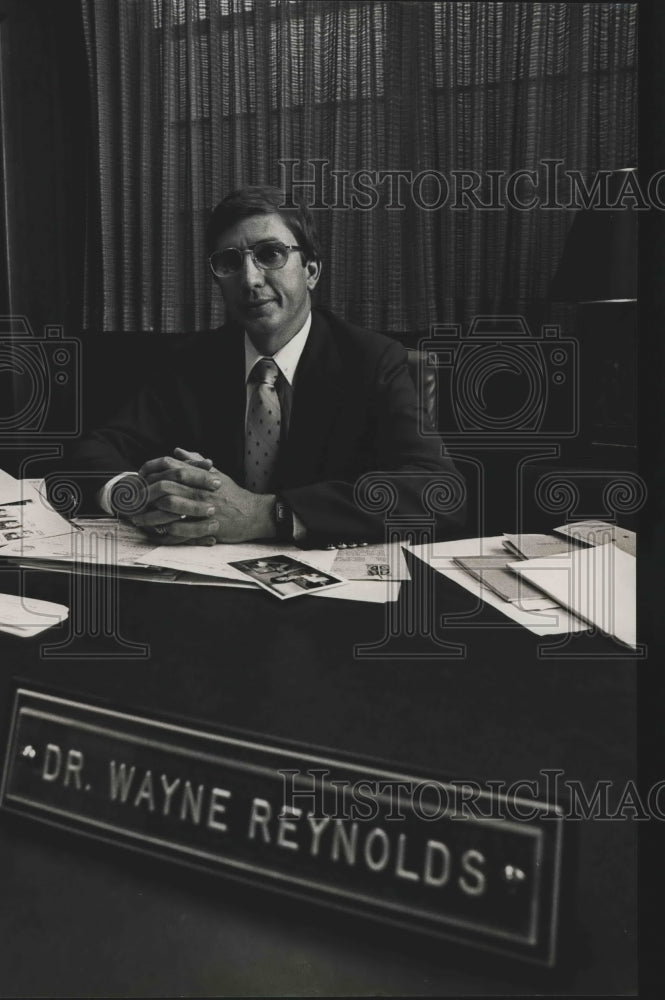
[0,1,662,997]
[227,554,344,597]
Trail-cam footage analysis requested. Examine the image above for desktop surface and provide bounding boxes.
[0,559,637,996]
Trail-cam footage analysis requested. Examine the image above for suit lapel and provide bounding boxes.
[279,310,345,487]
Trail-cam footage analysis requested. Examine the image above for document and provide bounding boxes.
[509,542,636,648]
[1,518,264,588]
[451,554,558,607]
[553,520,636,557]
[0,592,68,637]
[0,477,77,547]
[502,533,583,560]
[0,470,24,504]
[408,536,589,636]
[330,542,410,581]
[0,516,157,566]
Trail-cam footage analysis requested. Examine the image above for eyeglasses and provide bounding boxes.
[208,241,302,278]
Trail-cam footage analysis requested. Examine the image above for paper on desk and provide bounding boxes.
[0,517,160,567]
[407,536,589,636]
[11,558,259,588]
[24,477,47,494]
[4,518,259,587]
[0,592,68,637]
[1,622,64,637]
[0,479,76,547]
[451,555,559,607]
[138,540,338,581]
[311,581,401,602]
[553,520,636,557]
[502,533,584,560]
[0,470,23,504]
[509,542,636,648]
[330,543,410,581]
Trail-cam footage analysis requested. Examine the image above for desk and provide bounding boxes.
[0,558,636,996]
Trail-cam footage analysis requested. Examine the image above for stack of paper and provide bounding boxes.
[408,536,589,636]
[137,540,407,603]
[2,474,405,603]
[0,593,69,638]
[509,542,636,648]
[451,555,559,610]
[0,478,634,620]
[1,517,259,588]
[410,525,638,642]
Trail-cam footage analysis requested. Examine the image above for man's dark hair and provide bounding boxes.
[206,185,321,263]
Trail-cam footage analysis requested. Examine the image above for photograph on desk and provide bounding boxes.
[0,1,660,999]
[227,554,345,599]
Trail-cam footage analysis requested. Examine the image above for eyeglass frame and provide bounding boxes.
[208,240,303,278]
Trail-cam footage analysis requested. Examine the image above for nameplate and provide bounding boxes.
[1,689,566,966]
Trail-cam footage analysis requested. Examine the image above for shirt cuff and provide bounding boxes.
[96,472,140,514]
[292,510,307,543]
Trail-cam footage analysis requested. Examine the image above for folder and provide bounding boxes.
[509,542,636,648]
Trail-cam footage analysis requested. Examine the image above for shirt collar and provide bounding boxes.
[244,312,312,387]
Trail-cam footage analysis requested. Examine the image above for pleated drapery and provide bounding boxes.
[80,1,637,333]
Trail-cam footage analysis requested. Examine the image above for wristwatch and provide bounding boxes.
[274,496,294,542]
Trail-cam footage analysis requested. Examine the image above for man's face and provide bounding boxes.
[214,212,321,348]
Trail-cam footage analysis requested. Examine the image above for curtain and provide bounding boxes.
[0,0,89,476]
[80,1,637,334]
[0,0,88,333]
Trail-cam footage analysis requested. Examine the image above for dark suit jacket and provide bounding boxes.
[61,308,465,546]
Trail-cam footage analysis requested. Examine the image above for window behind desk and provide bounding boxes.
[78,1,637,334]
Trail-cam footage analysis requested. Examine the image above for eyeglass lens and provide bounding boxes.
[212,242,289,275]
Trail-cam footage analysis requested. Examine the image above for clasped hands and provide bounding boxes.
[128,448,276,545]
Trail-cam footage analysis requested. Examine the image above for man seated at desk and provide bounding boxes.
[62,185,463,549]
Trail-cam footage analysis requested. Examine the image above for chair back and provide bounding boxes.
[406,348,437,429]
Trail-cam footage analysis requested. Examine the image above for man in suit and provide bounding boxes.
[67,185,463,548]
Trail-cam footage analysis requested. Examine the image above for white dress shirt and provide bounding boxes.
[244,311,311,414]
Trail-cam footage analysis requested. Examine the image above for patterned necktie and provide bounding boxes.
[245,358,282,493]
